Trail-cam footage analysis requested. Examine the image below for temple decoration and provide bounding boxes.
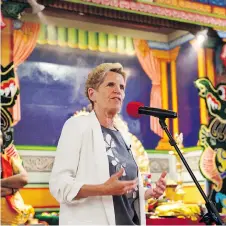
[190,40,209,128]
[195,78,226,214]
[0,16,40,224]
[37,24,135,55]
[169,133,186,202]
[1,18,40,129]
[169,47,180,136]
[149,46,180,150]
[148,135,201,221]
[153,202,201,221]
[65,0,226,30]
[1,62,19,148]
[0,62,35,225]
[1,1,28,19]
[134,39,163,137]
[206,48,215,86]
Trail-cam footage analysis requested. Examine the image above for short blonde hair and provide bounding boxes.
[85,63,126,107]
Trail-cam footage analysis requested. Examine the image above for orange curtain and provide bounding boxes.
[133,39,163,137]
[11,22,40,126]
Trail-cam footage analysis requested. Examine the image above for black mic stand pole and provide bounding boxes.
[158,118,224,225]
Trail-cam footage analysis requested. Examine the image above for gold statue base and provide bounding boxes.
[156,137,174,150]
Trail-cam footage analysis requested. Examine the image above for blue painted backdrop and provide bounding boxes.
[177,42,200,147]
[14,43,200,149]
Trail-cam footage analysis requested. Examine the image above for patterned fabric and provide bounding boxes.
[1,144,34,225]
[101,126,140,225]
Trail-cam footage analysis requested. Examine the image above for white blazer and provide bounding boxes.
[49,111,146,225]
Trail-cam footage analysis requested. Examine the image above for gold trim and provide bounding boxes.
[206,48,215,86]
[1,64,14,75]
[171,60,179,135]
[197,48,208,126]
[152,49,170,61]
[156,61,173,150]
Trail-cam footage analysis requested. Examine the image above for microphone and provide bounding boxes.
[126,101,177,119]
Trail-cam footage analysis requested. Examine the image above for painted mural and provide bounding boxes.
[1,62,19,148]
[14,46,158,148]
[0,18,222,153]
[13,38,206,150]
[195,77,226,213]
[0,61,34,225]
[0,19,39,224]
[176,42,200,147]
[194,42,226,213]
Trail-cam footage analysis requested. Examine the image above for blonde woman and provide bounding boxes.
[49,63,166,225]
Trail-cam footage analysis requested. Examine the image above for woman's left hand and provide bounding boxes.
[145,171,167,200]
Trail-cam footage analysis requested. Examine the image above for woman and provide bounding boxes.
[1,130,34,225]
[49,63,166,225]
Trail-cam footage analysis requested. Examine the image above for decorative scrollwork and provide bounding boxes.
[21,156,55,172]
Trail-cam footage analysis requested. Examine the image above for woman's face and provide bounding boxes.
[89,71,126,115]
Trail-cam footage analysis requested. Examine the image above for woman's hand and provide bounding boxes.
[103,168,137,196]
[1,172,28,189]
[145,171,167,200]
[74,168,137,199]
[1,187,18,197]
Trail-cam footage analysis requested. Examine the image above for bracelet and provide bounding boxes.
[12,188,17,195]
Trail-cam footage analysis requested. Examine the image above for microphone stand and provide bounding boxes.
[158,118,224,225]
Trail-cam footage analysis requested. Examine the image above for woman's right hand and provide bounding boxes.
[0,187,18,197]
[102,168,137,196]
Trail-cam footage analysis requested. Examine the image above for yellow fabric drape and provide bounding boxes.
[133,39,163,137]
[11,22,40,126]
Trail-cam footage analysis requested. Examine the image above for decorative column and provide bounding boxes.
[156,59,173,150]
[198,47,209,125]
[152,48,172,150]
[153,48,180,150]
[205,48,215,86]
[191,40,208,126]
[170,47,180,136]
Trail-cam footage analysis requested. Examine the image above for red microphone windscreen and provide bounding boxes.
[126,102,144,118]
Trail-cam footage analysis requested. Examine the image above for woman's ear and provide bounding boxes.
[88,88,96,102]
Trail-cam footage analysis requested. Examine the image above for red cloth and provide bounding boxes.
[146,217,205,225]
